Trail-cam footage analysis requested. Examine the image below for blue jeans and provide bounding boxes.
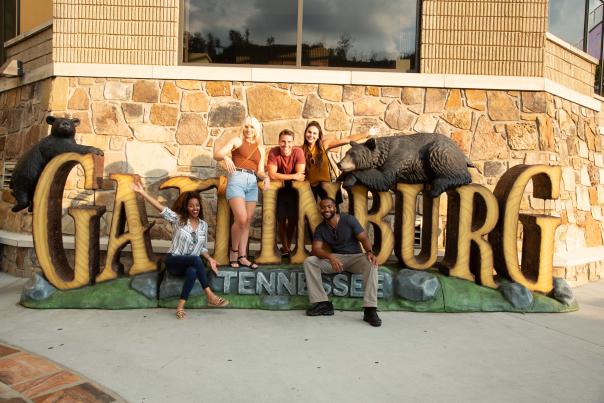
[226,171,258,202]
[165,254,209,300]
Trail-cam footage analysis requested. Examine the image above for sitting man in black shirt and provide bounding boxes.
[303,197,382,327]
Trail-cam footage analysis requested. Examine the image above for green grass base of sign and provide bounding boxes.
[20,278,157,309]
[159,270,577,313]
[437,274,578,313]
[20,268,578,313]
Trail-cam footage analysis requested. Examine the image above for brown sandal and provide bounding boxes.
[238,256,259,270]
[175,309,187,320]
[208,296,229,308]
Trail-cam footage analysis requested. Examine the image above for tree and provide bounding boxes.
[335,33,352,61]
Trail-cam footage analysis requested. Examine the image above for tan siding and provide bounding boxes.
[544,39,596,96]
[4,26,53,74]
[20,0,53,32]
[53,0,179,65]
[421,0,547,76]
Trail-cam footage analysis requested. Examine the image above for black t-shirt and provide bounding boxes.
[313,214,364,254]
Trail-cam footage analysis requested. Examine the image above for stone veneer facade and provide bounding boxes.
[1,77,603,285]
[0,1,602,285]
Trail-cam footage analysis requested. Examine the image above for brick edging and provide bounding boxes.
[0,342,124,402]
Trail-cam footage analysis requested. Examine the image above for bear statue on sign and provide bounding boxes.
[9,116,104,212]
[337,133,474,197]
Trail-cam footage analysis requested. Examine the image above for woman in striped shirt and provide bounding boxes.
[132,182,229,320]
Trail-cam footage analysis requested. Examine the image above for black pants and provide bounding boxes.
[165,254,209,300]
[276,186,299,220]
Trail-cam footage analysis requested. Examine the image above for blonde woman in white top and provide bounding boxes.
[132,182,229,320]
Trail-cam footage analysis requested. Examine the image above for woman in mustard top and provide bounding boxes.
[301,121,376,202]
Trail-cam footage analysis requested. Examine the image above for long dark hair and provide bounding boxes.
[171,191,203,225]
[302,121,326,167]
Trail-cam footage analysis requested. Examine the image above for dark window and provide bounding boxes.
[548,0,587,48]
[183,0,419,71]
[183,0,298,65]
[301,0,417,71]
[549,0,604,95]
[1,0,18,64]
[588,0,604,94]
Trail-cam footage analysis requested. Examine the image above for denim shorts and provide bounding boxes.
[226,171,259,202]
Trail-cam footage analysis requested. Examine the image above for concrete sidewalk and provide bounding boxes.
[0,272,603,403]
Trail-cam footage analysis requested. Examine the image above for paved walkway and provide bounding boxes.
[0,272,603,403]
[0,342,124,402]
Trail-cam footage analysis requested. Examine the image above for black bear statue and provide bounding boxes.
[9,115,104,212]
[337,133,474,197]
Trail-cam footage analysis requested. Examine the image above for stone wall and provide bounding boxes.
[545,36,597,97]
[421,0,547,76]
[1,77,603,284]
[0,78,54,233]
[0,244,141,280]
[53,0,178,65]
[0,245,39,278]
[558,260,604,286]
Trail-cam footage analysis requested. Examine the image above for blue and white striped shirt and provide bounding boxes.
[161,207,209,256]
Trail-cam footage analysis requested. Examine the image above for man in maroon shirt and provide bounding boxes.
[267,129,306,258]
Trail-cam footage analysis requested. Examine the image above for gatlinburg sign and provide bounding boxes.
[30,153,560,294]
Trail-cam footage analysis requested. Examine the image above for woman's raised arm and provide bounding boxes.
[131,182,165,212]
[323,127,378,150]
[213,136,241,173]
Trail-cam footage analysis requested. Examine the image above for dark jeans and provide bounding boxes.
[276,186,299,220]
[165,254,209,300]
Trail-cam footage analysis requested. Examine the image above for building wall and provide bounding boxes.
[4,25,53,74]
[1,77,602,285]
[0,78,53,232]
[20,0,52,33]
[421,0,547,77]
[544,36,597,96]
[10,0,592,101]
[53,0,179,65]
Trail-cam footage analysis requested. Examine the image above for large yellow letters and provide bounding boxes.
[96,174,156,283]
[33,153,104,290]
[31,153,562,293]
[489,165,561,293]
[441,184,499,288]
[394,184,439,270]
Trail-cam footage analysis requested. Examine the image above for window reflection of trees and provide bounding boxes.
[302,33,400,69]
[185,29,296,65]
[185,28,414,70]
[183,0,418,71]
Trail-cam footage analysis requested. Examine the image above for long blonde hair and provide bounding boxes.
[242,116,263,145]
